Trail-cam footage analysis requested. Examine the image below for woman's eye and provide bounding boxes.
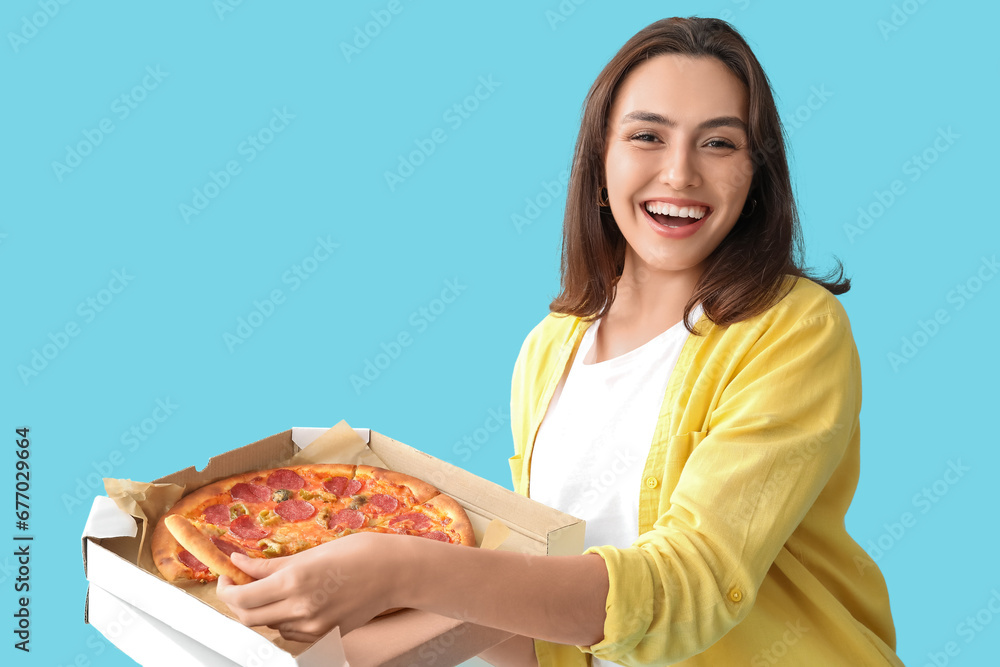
[630,132,659,143]
[706,139,737,149]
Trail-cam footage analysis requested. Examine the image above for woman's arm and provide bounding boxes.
[403,536,608,646]
[216,530,608,646]
[478,634,538,667]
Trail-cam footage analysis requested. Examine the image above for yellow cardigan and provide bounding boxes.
[509,276,903,666]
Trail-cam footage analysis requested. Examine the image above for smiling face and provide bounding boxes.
[604,54,754,285]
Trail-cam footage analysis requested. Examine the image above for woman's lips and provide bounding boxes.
[641,204,710,239]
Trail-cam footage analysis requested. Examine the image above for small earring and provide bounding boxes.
[740,197,757,218]
[597,187,610,208]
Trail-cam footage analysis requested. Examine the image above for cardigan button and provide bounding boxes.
[644,476,659,489]
[729,589,743,603]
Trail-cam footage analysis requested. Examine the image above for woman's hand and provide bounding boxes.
[216,531,405,643]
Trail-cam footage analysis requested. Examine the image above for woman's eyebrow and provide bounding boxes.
[620,110,747,132]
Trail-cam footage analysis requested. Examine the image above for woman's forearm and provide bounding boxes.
[396,537,609,646]
[478,634,539,667]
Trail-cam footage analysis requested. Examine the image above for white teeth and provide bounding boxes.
[644,201,708,219]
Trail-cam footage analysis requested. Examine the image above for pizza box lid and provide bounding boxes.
[82,425,585,666]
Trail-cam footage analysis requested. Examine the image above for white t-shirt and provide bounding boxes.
[528,304,702,664]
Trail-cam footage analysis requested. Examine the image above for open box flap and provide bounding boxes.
[84,495,139,540]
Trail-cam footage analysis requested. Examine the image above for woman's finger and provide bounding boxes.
[217,569,292,611]
[277,627,324,644]
[228,598,302,629]
[231,552,283,578]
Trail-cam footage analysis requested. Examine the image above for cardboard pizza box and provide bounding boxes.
[82,425,586,666]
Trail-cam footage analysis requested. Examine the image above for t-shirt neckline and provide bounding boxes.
[579,303,702,368]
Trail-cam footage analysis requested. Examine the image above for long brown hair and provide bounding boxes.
[549,16,849,334]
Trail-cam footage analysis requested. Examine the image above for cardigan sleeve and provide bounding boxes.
[576,308,862,665]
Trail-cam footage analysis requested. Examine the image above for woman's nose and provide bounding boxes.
[658,143,701,190]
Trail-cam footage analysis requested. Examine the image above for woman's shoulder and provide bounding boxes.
[772,274,852,323]
[517,311,585,356]
[719,274,856,346]
[511,311,595,377]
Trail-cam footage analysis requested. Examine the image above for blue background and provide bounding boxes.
[3,1,998,665]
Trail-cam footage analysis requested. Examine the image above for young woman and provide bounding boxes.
[218,17,904,666]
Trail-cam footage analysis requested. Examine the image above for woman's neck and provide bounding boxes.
[587,259,703,364]
[605,258,703,331]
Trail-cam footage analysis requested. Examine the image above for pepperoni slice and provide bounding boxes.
[389,512,432,531]
[178,550,208,572]
[369,493,399,514]
[229,514,269,540]
[275,499,316,522]
[266,469,305,490]
[323,477,349,496]
[329,509,365,530]
[211,536,248,557]
[202,504,231,526]
[230,483,271,503]
[420,530,450,542]
[323,477,363,497]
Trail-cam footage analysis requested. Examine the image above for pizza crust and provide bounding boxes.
[165,515,256,585]
[356,465,439,504]
[151,513,192,582]
[423,493,476,546]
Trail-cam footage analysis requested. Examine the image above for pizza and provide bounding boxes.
[151,464,476,585]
